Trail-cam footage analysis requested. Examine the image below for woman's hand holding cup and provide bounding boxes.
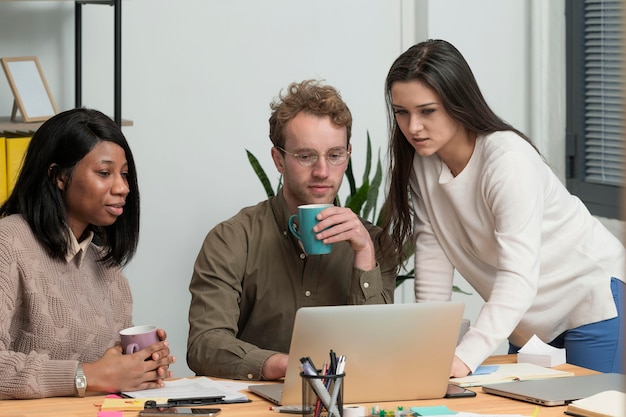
[120,325,175,380]
[83,325,175,394]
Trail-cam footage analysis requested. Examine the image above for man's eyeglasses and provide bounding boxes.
[275,146,351,167]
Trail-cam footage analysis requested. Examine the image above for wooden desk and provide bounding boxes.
[0,355,598,417]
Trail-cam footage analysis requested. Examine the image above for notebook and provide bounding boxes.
[565,390,626,417]
[449,362,574,387]
[248,302,464,405]
[481,373,626,406]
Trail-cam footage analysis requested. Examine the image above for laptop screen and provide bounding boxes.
[250,302,464,405]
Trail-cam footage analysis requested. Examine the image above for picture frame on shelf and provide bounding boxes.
[1,56,58,123]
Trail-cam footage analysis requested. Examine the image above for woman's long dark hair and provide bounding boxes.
[380,39,534,264]
[0,108,140,266]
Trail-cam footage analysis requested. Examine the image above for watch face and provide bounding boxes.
[75,363,87,397]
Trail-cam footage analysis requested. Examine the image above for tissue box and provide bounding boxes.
[517,350,566,367]
[517,334,567,367]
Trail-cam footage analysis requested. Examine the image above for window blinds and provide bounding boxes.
[583,0,623,186]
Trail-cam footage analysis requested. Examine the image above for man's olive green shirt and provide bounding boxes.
[187,192,397,380]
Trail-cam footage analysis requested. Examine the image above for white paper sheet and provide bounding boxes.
[122,377,249,402]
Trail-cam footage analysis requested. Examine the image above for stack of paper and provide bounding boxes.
[122,377,249,402]
[565,390,626,417]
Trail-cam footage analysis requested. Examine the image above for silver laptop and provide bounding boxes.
[248,302,464,405]
[482,373,626,406]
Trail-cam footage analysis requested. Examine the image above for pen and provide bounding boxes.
[166,396,225,407]
[270,405,311,414]
[315,361,329,417]
[327,356,346,417]
[299,357,317,376]
[329,349,337,375]
[168,396,224,406]
[144,396,225,408]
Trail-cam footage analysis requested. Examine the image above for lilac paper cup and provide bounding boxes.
[120,325,159,354]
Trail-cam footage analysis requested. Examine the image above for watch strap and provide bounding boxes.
[75,362,87,397]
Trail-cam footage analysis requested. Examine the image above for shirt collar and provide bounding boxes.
[269,189,292,228]
[65,229,94,264]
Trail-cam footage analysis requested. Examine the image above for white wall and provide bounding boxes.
[0,0,404,377]
[121,0,403,378]
[1,0,621,377]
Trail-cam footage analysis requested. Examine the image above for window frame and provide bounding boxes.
[565,0,623,219]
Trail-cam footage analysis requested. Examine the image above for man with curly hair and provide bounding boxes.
[187,80,397,380]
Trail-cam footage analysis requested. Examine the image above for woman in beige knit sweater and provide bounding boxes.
[0,108,175,399]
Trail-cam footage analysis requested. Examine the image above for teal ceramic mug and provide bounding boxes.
[288,204,333,255]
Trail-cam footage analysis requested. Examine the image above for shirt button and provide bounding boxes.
[305,290,311,297]
[247,373,253,380]
[363,282,370,289]
[299,253,306,259]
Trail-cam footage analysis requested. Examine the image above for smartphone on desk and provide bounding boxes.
[139,408,221,416]
[444,384,476,398]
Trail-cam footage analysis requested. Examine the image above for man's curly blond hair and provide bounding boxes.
[268,79,352,148]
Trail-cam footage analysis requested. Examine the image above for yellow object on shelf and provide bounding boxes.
[5,135,31,196]
[0,136,7,203]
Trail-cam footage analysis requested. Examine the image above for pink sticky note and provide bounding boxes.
[98,412,123,417]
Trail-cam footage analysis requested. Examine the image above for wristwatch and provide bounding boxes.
[75,363,87,397]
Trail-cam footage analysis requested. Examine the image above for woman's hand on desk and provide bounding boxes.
[450,355,471,378]
[83,340,176,393]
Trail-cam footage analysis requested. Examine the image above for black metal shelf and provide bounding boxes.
[0,1,126,131]
[75,0,123,126]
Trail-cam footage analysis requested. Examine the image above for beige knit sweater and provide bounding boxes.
[0,215,133,399]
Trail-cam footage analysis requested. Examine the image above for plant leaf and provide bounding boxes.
[395,274,413,288]
[362,149,383,223]
[452,285,473,295]
[345,158,356,197]
[345,179,369,215]
[246,149,275,198]
[361,131,372,185]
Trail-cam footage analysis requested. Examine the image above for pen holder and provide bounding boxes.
[300,372,345,417]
